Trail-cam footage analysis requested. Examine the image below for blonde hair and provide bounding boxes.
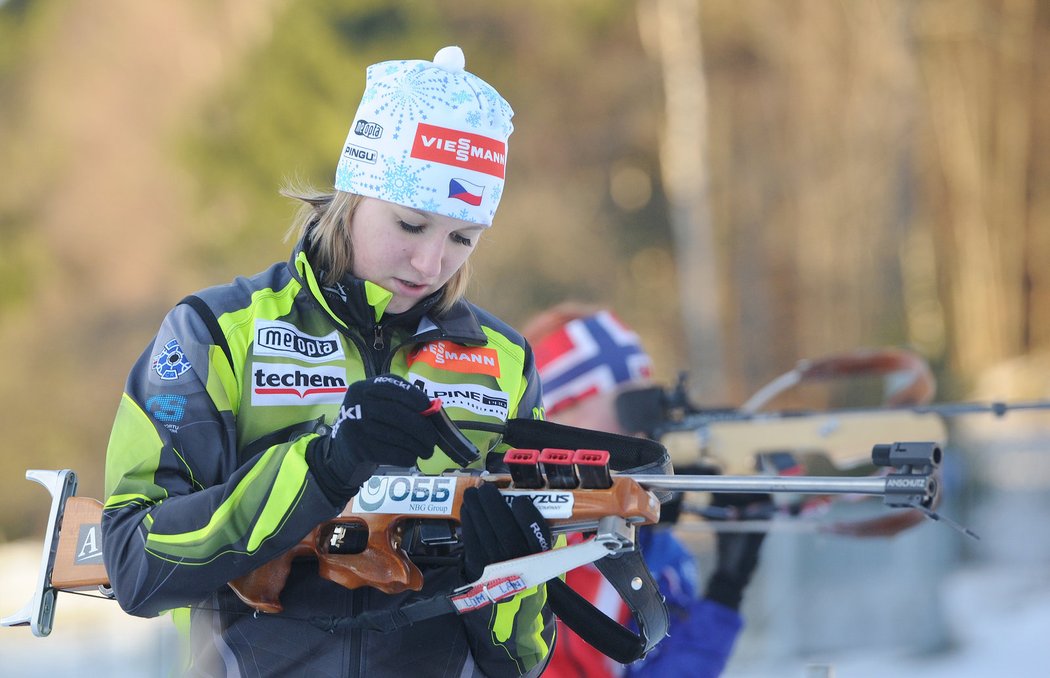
[282,186,471,316]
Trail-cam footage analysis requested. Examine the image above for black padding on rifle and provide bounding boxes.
[500,419,668,472]
[496,418,673,502]
[548,550,669,665]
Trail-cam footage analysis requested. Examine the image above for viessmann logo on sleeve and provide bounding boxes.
[410,123,507,178]
[254,320,344,363]
[251,364,347,406]
[407,341,501,378]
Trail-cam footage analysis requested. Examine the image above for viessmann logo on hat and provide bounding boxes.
[410,123,507,178]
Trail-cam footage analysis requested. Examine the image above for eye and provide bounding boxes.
[451,232,474,247]
[399,220,425,234]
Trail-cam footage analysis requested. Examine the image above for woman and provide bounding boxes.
[101,46,554,677]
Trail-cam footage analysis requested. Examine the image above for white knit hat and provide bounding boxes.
[334,46,514,226]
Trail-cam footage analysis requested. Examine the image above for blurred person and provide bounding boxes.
[523,303,767,678]
[101,46,557,677]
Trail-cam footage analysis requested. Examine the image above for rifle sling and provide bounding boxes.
[309,593,455,634]
[548,550,669,664]
[307,551,669,667]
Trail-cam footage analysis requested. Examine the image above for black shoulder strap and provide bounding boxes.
[547,550,669,665]
[178,294,234,370]
[307,552,670,665]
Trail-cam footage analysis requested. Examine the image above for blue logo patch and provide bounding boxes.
[146,394,188,422]
[152,339,192,381]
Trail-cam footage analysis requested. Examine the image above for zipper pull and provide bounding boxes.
[373,324,385,351]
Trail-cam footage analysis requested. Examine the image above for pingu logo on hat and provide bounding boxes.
[334,46,514,226]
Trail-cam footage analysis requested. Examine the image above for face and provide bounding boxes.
[547,390,630,435]
[349,198,486,313]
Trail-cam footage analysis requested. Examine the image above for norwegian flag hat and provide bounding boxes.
[334,46,514,226]
[533,311,653,416]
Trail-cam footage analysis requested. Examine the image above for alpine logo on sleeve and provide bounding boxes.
[251,364,347,406]
[408,341,501,377]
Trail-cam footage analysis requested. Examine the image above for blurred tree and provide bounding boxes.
[913,0,1046,387]
[638,0,729,403]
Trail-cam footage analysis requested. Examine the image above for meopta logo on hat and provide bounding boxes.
[334,46,514,226]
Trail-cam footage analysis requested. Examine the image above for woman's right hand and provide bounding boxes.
[306,374,438,505]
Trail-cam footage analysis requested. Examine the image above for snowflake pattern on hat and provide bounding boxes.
[335,47,514,226]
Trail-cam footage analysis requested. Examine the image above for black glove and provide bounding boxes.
[460,483,552,582]
[306,374,438,505]
[704,492,770,611]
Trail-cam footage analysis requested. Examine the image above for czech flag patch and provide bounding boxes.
[449,178,484,206]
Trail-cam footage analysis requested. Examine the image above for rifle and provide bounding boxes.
[3,439,947,639]
[617,346,1050,475]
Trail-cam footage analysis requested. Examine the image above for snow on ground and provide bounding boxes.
[3,540,1048,677]
[723,564,1050,678]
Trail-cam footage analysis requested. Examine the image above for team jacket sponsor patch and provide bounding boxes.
[409,374,509,419]
[152,338,192,380]
[408,341,501,378]
[254,320,345,363]
[251,363,347,406]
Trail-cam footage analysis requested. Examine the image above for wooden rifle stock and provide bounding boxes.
[229,473,660,613]
[51,496,108,591]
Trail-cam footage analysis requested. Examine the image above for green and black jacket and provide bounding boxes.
[101,236,553,677]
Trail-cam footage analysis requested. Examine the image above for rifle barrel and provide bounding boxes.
[627,474,890,496]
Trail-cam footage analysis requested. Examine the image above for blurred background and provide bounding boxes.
[2,0,1049,675]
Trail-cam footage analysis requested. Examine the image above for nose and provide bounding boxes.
[410,236,445,280]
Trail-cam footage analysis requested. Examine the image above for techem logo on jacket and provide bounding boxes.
[448,178,484,206]
[254,320,344,363]
[251,364,347,406]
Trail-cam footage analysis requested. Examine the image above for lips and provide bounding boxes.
[393,278,431,298]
